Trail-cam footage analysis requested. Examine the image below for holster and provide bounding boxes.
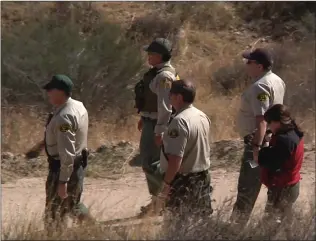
[81,148,89,169]
[48,149,89,173]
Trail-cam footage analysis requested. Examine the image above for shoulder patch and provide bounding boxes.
[59,123,72,132]
[160,78,172,89]
[257,93,269,102]
[168,128,179,138]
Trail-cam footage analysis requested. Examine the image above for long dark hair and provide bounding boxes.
[264,104,304,138]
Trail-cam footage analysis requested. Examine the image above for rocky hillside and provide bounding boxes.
[1,2,315,151]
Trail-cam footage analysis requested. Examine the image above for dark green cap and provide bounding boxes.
[43,74,73,94]
[143,38,172,55]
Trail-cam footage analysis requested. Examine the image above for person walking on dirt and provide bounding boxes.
[259,104,304,223]
[134,38,180,216]
[41,75,91,229]
[155,79,213,217]
[230,48,286,225]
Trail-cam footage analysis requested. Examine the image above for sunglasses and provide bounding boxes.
[246,60,258,65]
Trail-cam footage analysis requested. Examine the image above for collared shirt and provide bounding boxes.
[237,70,286,137]
[45,97,88,182]
[160,104,211,174]
[140,60,177,134]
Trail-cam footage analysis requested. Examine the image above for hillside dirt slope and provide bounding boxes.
[2,148,315,232]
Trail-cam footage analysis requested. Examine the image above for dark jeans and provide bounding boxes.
[167,170,213,216]
[231,144,262,224]
[264,182,300,221]
[44,162,87,229]
[139,117,163,196]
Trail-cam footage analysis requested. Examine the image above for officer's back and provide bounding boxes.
[160,79,211,174]
[172,106,211,173]
[159,79,213,214]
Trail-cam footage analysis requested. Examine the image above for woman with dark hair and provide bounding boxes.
[259,104,304,222]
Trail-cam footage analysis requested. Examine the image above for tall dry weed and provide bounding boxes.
[2,198,315,240]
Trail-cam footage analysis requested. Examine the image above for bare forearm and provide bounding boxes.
[155,109,172,134]
[164,155,182,184]
[253,116,267,146]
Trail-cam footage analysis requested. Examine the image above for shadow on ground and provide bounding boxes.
[129,154,142,167]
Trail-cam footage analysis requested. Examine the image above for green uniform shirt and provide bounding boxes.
[140,60,177,135]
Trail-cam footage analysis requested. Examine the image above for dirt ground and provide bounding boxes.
[2,152,315,233]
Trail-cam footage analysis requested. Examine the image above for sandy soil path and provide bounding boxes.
[2,162,315,232]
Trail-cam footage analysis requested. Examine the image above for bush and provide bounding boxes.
[164,2,238,31]
[1,3,143,114]
[235,2,315,41]
[126,12,182,45]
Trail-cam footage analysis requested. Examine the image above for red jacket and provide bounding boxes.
[259,129,304,188]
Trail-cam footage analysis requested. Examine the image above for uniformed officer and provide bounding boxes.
[42,75,91,229]
[134,38,180,215]
[230,48,286,225]
[156,79,213,216]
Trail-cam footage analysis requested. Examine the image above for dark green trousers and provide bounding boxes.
[167,170,213,216]
[139,117,164,196]
[44,164,88,229]
[230,144,262,224]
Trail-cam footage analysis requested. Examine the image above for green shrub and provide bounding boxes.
[1,4,143,114]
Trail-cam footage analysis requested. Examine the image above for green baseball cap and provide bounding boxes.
[43,74,74,94]
[143,38,173,55]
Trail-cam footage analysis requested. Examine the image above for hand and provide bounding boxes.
[58,182,68,199]
[155,183,171,213]
[155,134,163,146]
[160,183,171,199]
[137,118,143,132]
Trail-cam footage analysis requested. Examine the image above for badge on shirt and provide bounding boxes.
[257,93,269,102]
[160,79,172,89]
[168,128,179,138]
[59,123,72,132]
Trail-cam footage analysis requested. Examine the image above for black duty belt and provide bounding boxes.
[141,116,157,121]
[47,149,89,172]
[48,155,86,172]
[176,169,209,177]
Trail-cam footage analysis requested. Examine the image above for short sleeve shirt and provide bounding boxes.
[160,105,211,174]
[237,71,286,137]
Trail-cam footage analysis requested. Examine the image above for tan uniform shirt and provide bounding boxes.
[160,105,211,174]
[140,60,177,135]
[45,97,89,182]
[237,70,286,137]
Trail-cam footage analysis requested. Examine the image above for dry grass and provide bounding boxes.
[1,3,315,239]
[2,197,315,240]
[1,2,315,152]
